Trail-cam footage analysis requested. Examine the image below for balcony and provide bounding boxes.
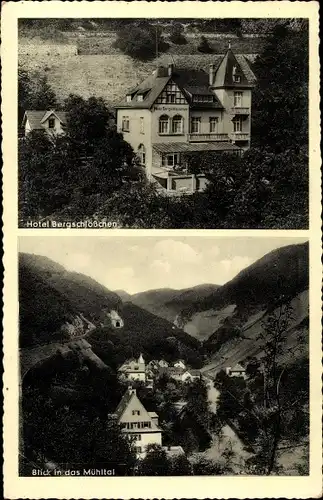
[230,107,250,115]
[188,133,229,142]
[229,132,250,141]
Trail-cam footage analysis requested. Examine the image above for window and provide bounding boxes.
[234,75,241,83]
[143,421,151,428]
[122,116,130,132]
[233,117,242,133]
[193,95,214,103]
[137,94,143,102]
[140,117,144,134]
[138,144,146,166]
[172,115,183,134]
[190,117,201,134]
[159,115,169,134]
[162,153,180,169]
[234,91,243,108]
[156,82,187,104]
[135,446,142,453]
[126,95,132,103]
[209,117,219,133]
[48,118,55,129]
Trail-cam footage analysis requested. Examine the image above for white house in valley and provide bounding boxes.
[114,387,162,458]
[22,110,67,136]
[173,359,186,369]
[118,355,146,383]
[226,363,247,379]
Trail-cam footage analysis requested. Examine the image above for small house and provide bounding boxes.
[226,363,246,379]
[118,355,146,383]
[22,110,67,137]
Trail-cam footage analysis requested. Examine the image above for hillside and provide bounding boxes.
[19,253,202,368]
[177,242,309,339]
[129,243,309,372]
[131,284,220,323]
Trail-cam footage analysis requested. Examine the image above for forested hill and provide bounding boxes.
[124,243,309,372]
[19,253,203,367]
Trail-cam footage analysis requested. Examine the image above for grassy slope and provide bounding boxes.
[18,29,260,106]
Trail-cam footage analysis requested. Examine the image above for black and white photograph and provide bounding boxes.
[19,236,309,476]
[18,16,309,229]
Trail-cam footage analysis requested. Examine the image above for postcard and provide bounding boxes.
[2,1,321,499]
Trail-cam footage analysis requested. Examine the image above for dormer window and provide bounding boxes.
[126,95,132,103]
[234,75,241,83]
[137,94,143,102]
[48,118,55,129]
[193,95,214,103]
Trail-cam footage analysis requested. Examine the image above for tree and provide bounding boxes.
[244,300,297,475]
[18,70,57,125]
[169,23,187,45]
[19,95,141,223]
[197,36,214,54]
[18,131,73,219]
[137,444,170,475]
[64,94,114,149]
[113,22,169,61]
[252,22,308,152]
[169,454,193,475]
[191,456,232,475]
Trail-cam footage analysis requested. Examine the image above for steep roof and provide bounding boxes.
[117,71,170,109]
[211,49,254,89]
[117,67,223,109]
[115,388,162,432]
[117,50,255,110]
[114,388,135,420]
[22,110,67,129]
[231,363,245,372]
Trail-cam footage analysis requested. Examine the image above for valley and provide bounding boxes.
[18,240,309,476]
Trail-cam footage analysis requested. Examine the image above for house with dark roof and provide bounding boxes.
[116,47,255,194]
[114,387,162,458]
[118,354,146,383]
[22,110,67,137]
[225,363,247,379]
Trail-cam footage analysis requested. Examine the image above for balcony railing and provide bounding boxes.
[229,132,250,141]
[230,107,250,115]
[188,133,229,142]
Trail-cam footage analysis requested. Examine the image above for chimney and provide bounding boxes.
[209,64,215,86]
[168,63,174,76]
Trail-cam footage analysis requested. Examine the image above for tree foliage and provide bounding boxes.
[197,36,214,54]
[113,22,169,61]
[252,23,308,152]
[169,23,187,45]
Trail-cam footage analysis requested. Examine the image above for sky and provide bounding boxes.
[18,236,308,294]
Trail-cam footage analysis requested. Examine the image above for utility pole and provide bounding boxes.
[155,23,159,62]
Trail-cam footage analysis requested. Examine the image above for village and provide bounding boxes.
[115,353,246,460]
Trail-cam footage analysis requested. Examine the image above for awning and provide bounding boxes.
[153,142,241,154]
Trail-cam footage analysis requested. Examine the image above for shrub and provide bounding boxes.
[198,36,214,54]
